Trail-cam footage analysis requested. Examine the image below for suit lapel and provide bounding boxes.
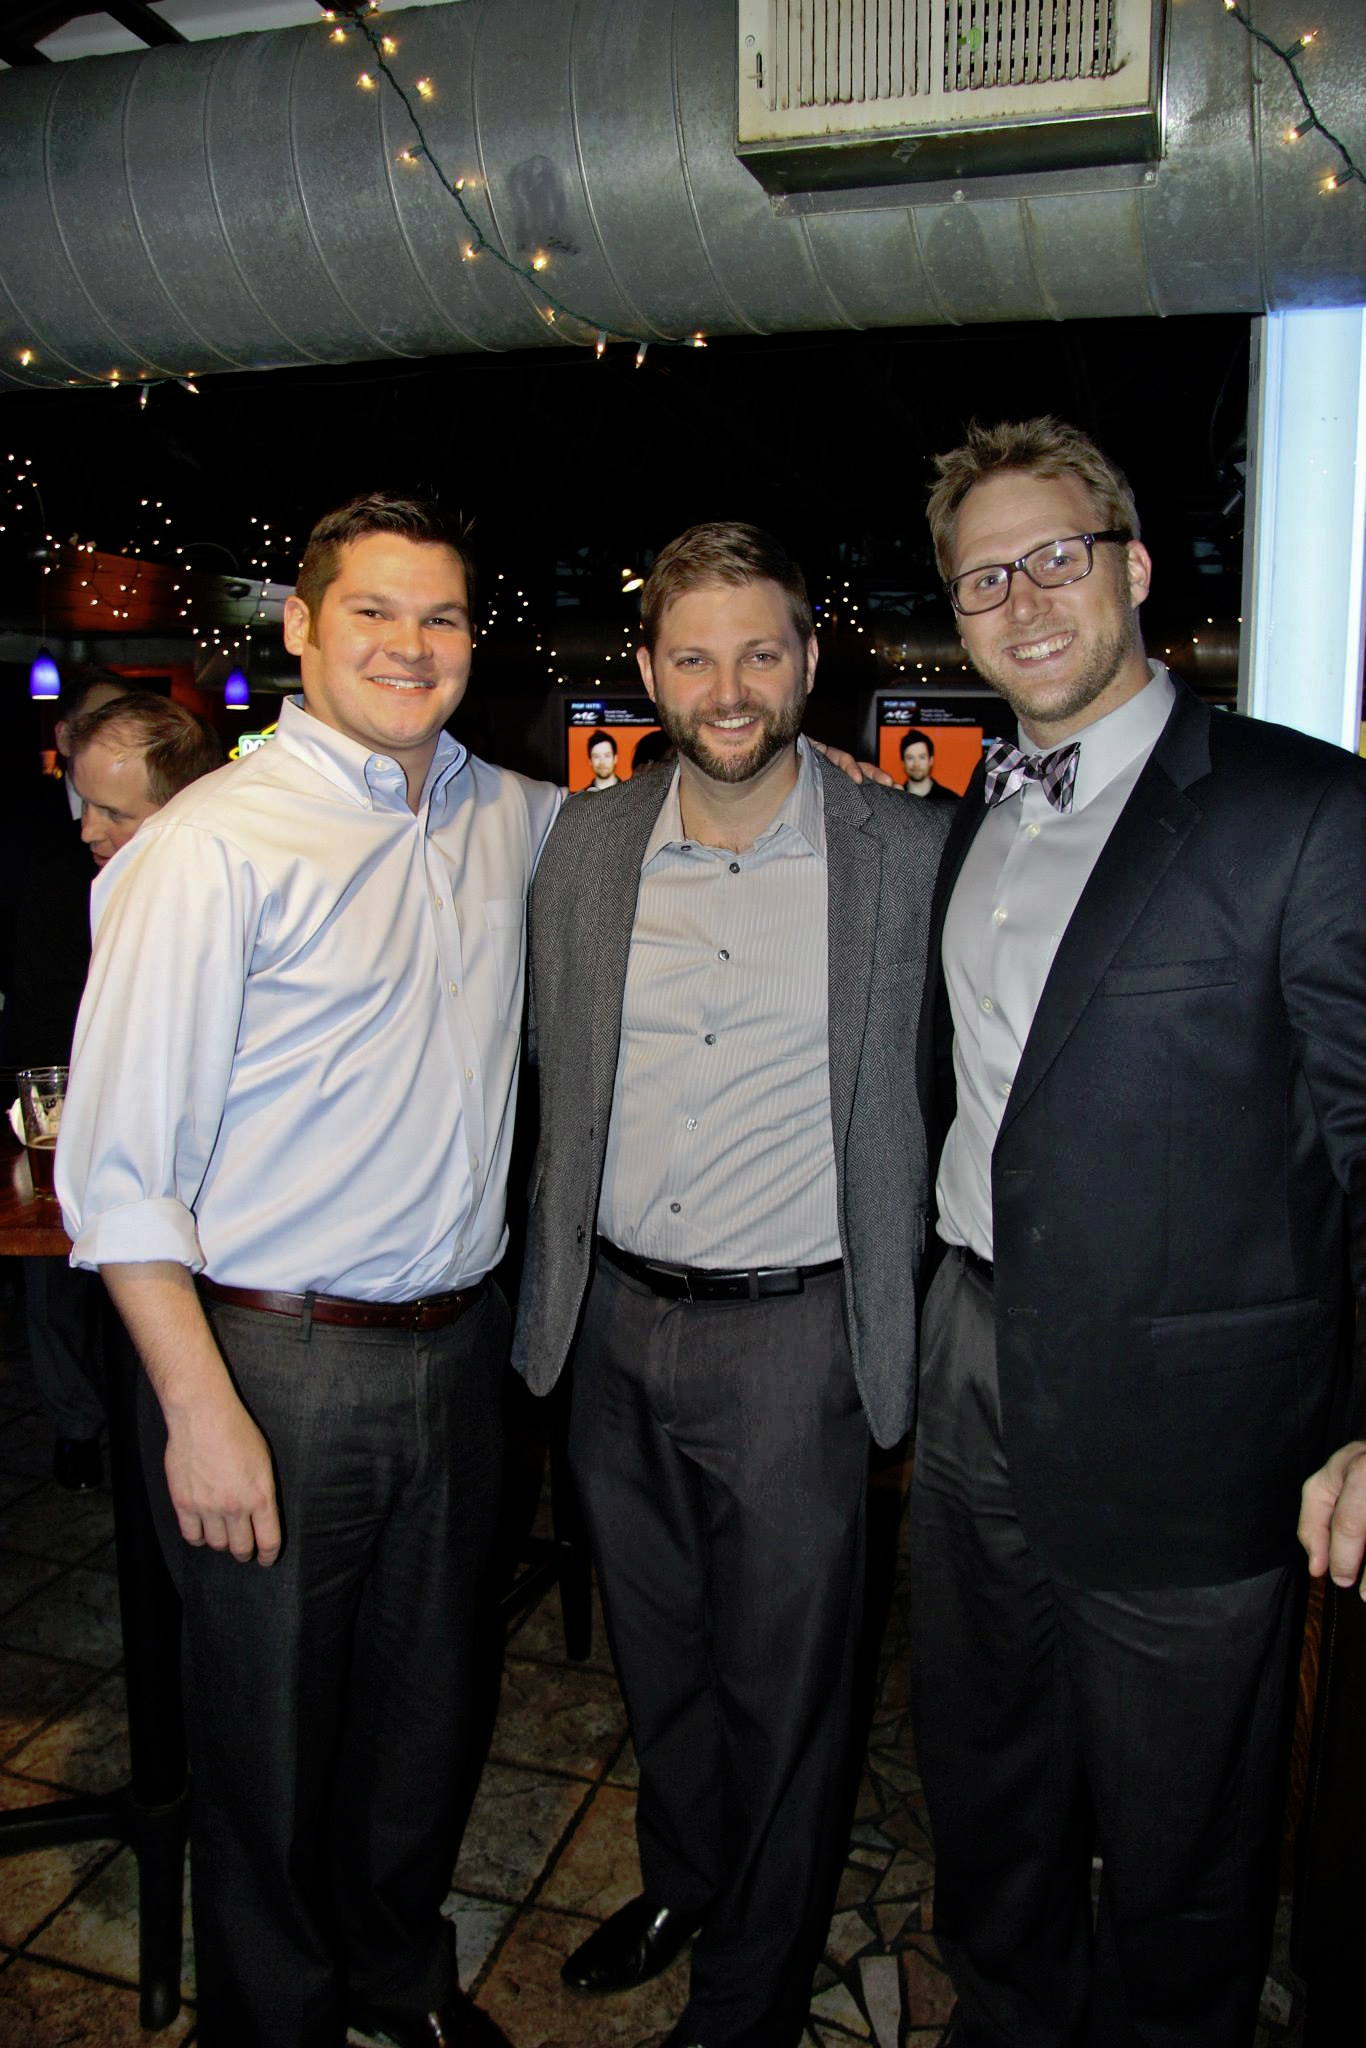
[917,761,989,1119]
[1000,686,1213,1136]
[819,758,880,1154]
[585,776,671,1134]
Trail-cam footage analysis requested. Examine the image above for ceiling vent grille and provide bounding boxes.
[737,0,1165,194]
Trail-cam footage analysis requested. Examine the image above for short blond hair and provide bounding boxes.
[926,417,1140,582]
[65,693,224,805]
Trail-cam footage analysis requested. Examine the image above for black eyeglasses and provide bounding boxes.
[947,531,1131,616]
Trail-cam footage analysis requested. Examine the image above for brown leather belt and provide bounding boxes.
[199,1277,484,1332]
[598,1238,843,1304]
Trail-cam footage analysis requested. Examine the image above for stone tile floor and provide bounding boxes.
[0,1294,1304,2047]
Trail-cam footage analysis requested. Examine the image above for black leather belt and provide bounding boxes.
[200,1277,484,1332]
[960,1246,995,1287]
[598,1238,842,1303]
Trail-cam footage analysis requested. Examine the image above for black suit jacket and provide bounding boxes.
[917,683,1366,1588]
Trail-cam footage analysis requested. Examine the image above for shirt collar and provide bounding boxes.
[1018,660,1175,812]
[642,735,826,867]
[275,696,467,813]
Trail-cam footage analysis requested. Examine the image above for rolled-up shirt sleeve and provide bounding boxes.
[57,820,262,1273]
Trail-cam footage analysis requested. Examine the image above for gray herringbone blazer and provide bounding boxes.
[510,750,951,1446]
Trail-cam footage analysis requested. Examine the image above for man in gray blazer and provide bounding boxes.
[513,522,949,2048]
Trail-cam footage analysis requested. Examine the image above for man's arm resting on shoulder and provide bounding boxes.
[1300,1439,1366,1597]
[808,738,893,786]
[103,1262,281,1567]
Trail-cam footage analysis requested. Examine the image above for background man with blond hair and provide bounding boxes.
[66,690,225,867]
[913,416,1366,2047]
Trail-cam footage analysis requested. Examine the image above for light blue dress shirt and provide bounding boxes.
[58,698,562,1299]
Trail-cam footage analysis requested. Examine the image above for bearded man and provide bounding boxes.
[512,521,950,2048]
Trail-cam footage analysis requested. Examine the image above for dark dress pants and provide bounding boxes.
[23,1254,106,1439]
[568,1261,870,2048]
[910,1251,1301,2048]
[139,1286,509,2048]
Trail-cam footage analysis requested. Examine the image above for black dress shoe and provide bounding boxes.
[351,1997,511,2048]
[560,1894,703,1994]
[52,1436,102,1492]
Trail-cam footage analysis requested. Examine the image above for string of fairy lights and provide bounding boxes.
[6,450,296,696]
[7,448,685,698]
[323,1,707,365]
[7,0,1356,701]
[5,0,1360,395]
[1221,2,1363,195]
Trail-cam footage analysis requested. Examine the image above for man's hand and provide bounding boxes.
[163,1387,281,1565]
[102,1260,282,1566]
[1299,1440,1366,1595]
[809,739,894,787]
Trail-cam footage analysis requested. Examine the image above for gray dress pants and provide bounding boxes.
[568,1259,870,2048]
[139,1284,509,2048]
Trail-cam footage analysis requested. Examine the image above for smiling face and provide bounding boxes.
[282,532,473,800]
[636,577,816,789]
[70,738,161,867]
[950,470,1152,745]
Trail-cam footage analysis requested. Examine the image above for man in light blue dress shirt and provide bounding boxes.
[58,495,561,2048]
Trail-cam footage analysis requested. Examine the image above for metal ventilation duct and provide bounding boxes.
[0,0,1362,397]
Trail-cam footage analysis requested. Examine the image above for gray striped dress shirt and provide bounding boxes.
[596,737,840,1268]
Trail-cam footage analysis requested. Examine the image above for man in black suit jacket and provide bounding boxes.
[912,418,1365,2048]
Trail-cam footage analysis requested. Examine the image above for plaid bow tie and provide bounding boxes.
[982,738,1080,815]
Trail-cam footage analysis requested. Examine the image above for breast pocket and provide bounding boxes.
[483,898,525,1020]
[1100,956,1237,997]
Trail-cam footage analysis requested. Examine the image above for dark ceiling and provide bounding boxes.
[1,311,1252,642]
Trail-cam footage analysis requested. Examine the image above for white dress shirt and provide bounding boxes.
[57,698,562,1299]
[597,737,840,1269]
[937,664,1177,1260]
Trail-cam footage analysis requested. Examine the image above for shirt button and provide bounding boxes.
[465,1068,474,1082]
[728,861,740,874]
[669,1200,682,1214]
[449,980,459,997]
[471,1156,480,1173]
[434,895,444,909]
[717,949,730,961]
[686,1117,698,1131]
[1025,823,1041,840]
[680,843,692,853]
[1000,1081,1012,1098]
[993,907,1007,925]
[981,997,994,1014]
[704,1032,717,1045]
